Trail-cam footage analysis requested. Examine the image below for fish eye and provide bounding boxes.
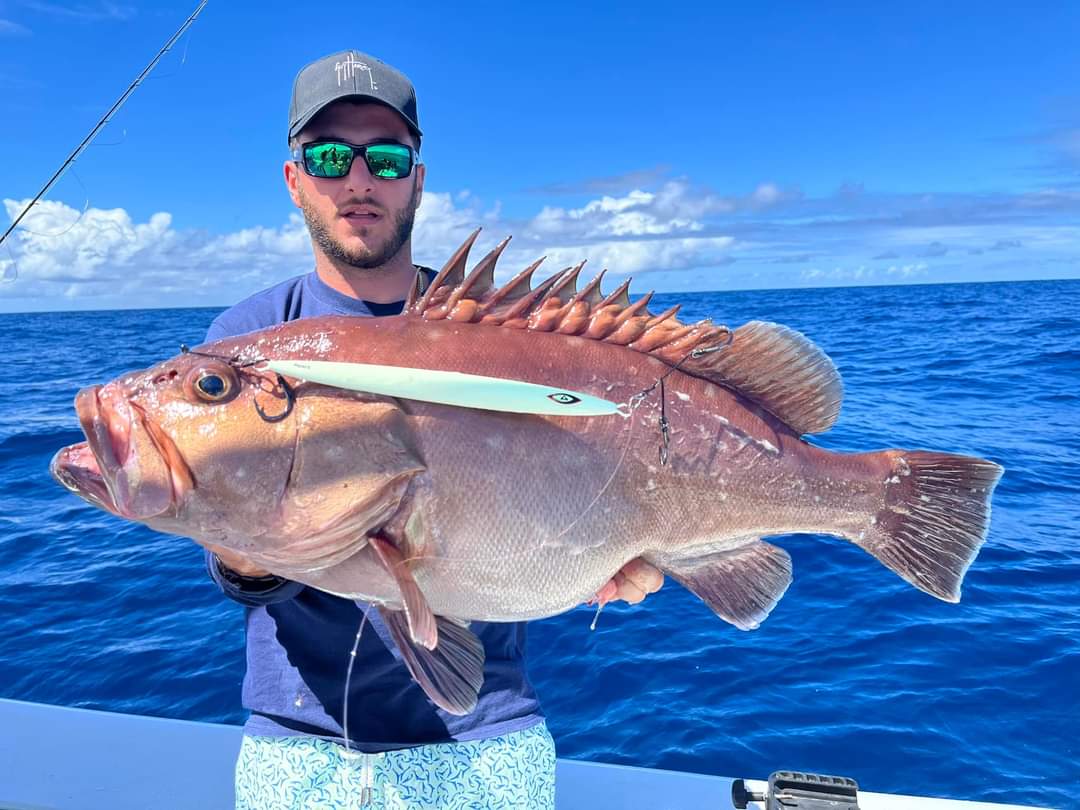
[184,364,238,404]
[197,373,228,400]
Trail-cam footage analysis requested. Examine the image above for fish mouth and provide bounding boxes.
[50,441,120,516]
[52,384,194,521]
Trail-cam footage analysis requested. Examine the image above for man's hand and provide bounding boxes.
[590,558,664,606]
[207,543,274,579]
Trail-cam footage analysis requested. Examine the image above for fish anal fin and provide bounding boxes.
[652,540,792,630]
[690,320,843,435]
[369,534,438,650]
[379,608,485,716]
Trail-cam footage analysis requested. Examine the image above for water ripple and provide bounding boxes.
[1,284,1078,806]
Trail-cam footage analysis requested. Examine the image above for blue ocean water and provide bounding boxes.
[1,279,1077,807]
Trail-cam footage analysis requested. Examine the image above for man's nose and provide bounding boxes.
[345,154,376,191]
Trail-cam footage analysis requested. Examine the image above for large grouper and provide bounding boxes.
[51,232,1003,714]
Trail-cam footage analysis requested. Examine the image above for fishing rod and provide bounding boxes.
[0,0,209,250]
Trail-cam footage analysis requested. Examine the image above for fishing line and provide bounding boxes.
[90,128,129,148]
[0,168,93,283]
[340,603,380,804]
[341,602,372,760]
[145,24,195,81]
[1,243,17,283]
[9,168,92,239]
[178,345,295,421]
[0,0,209,251]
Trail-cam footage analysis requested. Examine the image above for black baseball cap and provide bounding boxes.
[288,50,421,143]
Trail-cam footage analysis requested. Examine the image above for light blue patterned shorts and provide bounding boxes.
[235,722,556,809]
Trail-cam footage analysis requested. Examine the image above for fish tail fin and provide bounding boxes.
[851,450,1003,602]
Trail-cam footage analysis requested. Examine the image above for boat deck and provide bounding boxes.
[0,699,1051,809]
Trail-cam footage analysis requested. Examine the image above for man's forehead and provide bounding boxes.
[303,100,410,138]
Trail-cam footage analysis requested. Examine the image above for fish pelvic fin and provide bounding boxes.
[650,540,792,631]
[406,235,843,434]
[379,608,485,716]
[369,534,438,649]
[853,450,1004,602]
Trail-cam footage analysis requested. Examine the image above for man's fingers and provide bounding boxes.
[618,558,664,597]
[583,559,665,608]
[614,571,648,604]
[591,579,619,606]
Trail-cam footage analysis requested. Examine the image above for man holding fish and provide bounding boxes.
[203,49,663,808]
[51,44,1001,810]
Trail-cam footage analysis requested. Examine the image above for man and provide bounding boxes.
[203,50,663,809]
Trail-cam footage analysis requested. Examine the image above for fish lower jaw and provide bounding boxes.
[49,445,120,516]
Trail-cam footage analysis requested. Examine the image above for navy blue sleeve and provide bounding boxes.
[205,311,256,344]
[205,549,305,607]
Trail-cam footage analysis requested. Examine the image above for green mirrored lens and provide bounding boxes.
[305,143,353,178]
[364,144,412,179]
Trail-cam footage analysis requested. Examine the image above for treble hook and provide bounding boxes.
[254,373,295,423]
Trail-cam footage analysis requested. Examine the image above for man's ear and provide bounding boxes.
[414,163,425,212]
[284,160,302,208]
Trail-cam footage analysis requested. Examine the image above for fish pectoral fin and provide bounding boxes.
[378,607,485,716]
[369,534,438,650]
[652,540,792,631]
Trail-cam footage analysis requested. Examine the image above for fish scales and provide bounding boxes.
[50,232,1003,714]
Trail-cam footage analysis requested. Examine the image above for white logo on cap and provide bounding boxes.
[335,57,378,90]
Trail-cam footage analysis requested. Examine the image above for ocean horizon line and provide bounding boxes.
[1,275,1076,318]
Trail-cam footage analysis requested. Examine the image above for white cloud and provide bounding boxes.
[19,1,134,21]
[749,183,783,207]
[530,187,697,239]
[414,185,736,283]
[1,199,314,308]
[0,18,31,35]
[800,263,928,284]
[3,175,1078,311]
[539,237,734,277]
[0,187,739,310]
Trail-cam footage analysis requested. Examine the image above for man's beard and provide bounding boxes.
[298,179,419,270]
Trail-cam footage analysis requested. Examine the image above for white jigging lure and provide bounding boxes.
[263,359,623,417]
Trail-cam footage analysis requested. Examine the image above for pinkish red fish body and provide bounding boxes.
[51,233,1003,714]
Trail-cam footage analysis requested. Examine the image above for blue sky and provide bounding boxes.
[1,0,1078,312]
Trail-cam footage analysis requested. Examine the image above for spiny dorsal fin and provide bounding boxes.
[548,261,586,304]
[444,236,511,322]
[573,270,607,306]
[407,233,843,434]
[416,228,481,314]
[452,236,509,304]
[478,256,546,317]
[600,278,632,309]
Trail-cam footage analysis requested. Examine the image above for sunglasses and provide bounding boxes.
[291,140,421,180]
